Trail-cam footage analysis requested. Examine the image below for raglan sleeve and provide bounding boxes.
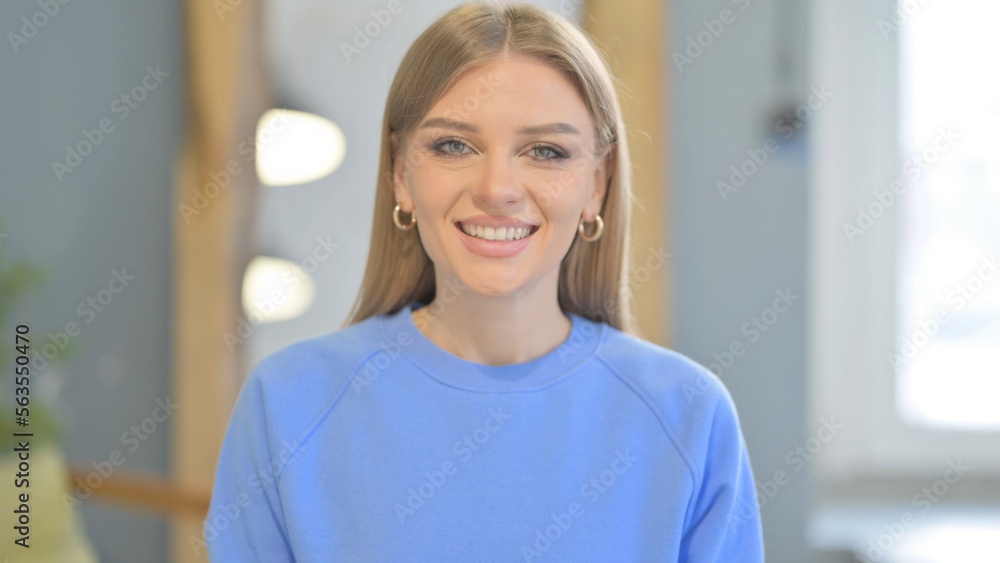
[678,384,765,562]
[203,362,296,562]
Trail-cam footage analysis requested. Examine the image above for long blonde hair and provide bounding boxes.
[343,1,639,337]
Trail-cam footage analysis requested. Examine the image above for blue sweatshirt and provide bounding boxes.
[204,301,764,561]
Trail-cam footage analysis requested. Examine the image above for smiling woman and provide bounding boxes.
[386,51,616,349]
[206,2,764,561]
[351,4,634,343]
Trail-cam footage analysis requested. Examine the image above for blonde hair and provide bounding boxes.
[343,1,639,337]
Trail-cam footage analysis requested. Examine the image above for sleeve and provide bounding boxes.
[678,389,765,562]
[203,365,296,562]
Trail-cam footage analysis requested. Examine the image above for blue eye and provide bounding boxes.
[431,138,471,158]
[428,138,569,162]
[530,144,568,161]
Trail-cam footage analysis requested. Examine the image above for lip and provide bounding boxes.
[454,220,538,258]
[456,215,539,230]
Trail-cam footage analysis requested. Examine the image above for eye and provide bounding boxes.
[430,138,473,158]
[528,144,569,162]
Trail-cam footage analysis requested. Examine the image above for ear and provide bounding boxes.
[391,133,414,210]
[585,147,613,220]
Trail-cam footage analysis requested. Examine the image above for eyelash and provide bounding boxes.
[428,137,570,162]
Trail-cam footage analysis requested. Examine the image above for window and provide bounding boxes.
[809,0,1000,479]
[895,0,1000,430]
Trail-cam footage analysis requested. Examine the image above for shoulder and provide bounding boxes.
[236,314,390,450]
[596,327,746,479]
[250,315,383,386]
[597,326,736,412]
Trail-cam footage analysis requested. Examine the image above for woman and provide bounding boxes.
[206,2,764,561]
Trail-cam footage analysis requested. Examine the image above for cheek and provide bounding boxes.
[410,167,456,213]
[530,173,587,221]
[409,168,462,256]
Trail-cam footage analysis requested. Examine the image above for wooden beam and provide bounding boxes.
[68,466,211,520]
[584,0,672,347]
[171,0,269,560]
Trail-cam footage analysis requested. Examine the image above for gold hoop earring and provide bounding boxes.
[578,214,603,242]
[393,203,416,230]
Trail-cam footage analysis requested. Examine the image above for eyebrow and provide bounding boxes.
[418,117,580,136]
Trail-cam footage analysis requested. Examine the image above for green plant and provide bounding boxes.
[0,222,70,451]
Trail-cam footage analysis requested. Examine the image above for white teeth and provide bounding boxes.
[461,223,532,241]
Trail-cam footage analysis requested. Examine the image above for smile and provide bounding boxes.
[454,222,539,258]
[456,222,538,242]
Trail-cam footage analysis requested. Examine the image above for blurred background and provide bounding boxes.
[1,0,998,561]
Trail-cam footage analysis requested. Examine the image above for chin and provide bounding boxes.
[444,267,525,299]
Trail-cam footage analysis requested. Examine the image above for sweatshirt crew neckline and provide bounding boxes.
[378,301,606,393]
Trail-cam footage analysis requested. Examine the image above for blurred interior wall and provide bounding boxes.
[669,0,813,560]
[0,1,185,561]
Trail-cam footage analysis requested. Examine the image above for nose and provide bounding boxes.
[471,151,523,207]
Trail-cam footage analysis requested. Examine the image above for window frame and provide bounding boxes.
[807,0,1000,485]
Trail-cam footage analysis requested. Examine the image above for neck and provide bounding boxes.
[412,273,571,366]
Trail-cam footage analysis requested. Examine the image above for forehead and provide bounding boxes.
[424,53,595,135]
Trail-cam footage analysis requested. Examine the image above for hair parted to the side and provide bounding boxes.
[342,1,640,337]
